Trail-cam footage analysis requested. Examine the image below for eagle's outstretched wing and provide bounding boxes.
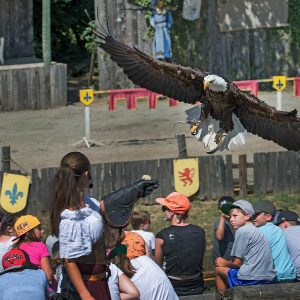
[234,91,300,151]
[94,25,206,104]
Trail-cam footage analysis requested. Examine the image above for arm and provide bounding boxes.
[64,259,95,300]
[154,238,164,267]
[215,257,242,269]
[119,273,140,300]
[215,215,226,240]
[40,256,54,282]
[145,242,150,257]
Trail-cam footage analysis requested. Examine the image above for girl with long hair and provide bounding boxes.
[50,151,158,300]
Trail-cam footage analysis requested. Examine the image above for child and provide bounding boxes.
[0,213,17,272]
[253,200,296,281]
[46,234,63,295]
[14,215,53,282]
[0,248,48,299]
[131,211,155,255]
[213,196,235,260]
[215,200,275,292]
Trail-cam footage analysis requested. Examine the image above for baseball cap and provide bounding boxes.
[14,215,41,237]
[45,234,59,256]
[218,196,235,209]
[156,192,190,214]
[276,210,300,225]
[2,249,29,273]
[253,200,276,216]
[221,199,254,217]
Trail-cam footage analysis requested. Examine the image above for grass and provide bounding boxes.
[133,193,300,272]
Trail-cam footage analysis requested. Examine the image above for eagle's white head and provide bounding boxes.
[203,74,228,92]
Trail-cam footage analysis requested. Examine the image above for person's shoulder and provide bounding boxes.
[188,224,205,232]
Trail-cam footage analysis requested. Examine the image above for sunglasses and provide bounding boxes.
[162,206,169,212]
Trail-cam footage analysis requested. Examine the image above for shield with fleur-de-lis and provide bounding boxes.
[0,173,30,213]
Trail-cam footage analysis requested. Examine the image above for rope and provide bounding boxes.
[1,156,31,176]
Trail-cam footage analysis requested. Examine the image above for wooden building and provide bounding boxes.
[0,0,67,111]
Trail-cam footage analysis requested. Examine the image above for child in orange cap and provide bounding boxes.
[14,215,53,283]
[155,192,206,297]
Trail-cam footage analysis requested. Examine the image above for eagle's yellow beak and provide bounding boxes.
[204,80,210,90]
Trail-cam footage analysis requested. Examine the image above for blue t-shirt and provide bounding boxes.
[258,222,296,281]
[0,269,48,299]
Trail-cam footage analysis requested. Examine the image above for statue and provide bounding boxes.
[150,0,174,61]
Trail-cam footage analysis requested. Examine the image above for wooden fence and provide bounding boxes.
[0,63,67,111]
[0,0,34,60]
[1,147,300,215]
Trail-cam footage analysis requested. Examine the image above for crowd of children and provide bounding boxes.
[0,152,299,299]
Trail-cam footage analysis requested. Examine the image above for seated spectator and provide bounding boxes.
[0,248,48,300]
[213,196,235,261]
[0,213,17,272]
[155,192,205,296]
[253,200,296,281]
[105,225,178,300]
[46,234,63,295]
[123,231,149,259]
[276,210,300,281]
[14,215,53,282]
[106,245,140,300]
[131,211,155,255]
[215,200,275,292]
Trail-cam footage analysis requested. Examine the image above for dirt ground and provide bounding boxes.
[1,87,300,173]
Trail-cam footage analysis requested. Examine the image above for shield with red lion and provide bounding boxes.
[173,158,199,196]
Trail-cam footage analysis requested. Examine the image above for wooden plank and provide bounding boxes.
[278,152,288,193]
[44,65,51,108]
[50,63,58,107]
[225,155,233,196]
[254,153,267,195]
[0,70,8,111]
[27,168,40,215]
[238,154,247,196]
[287,151,299,193]
[209,156,218,199]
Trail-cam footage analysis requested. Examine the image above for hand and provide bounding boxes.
[80,291,95,300]
[133,179,159,197]
[215,257,228,267]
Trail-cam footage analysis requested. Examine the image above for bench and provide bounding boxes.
[108,88,178,111]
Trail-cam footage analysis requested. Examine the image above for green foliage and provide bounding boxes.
[80,21,96,54]
[33,0,94,63]
[288,0,300,63]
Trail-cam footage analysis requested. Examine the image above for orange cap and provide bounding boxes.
[156,192,190,214]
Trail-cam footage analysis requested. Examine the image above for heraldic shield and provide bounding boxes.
[0,173,30,213]
[173,158,199,197]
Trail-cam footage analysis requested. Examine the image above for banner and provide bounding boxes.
[0,173,30,213]
[183,0,202,21]
[173,158,199,196]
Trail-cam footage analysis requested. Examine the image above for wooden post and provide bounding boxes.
[177,135,187,158]
[1,146,11,172]
[239,154,247,196]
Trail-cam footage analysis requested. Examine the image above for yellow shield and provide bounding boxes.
[0,173,30,213]
[173,158,199,197]
[272,76,286,91]
[80,89,94,106]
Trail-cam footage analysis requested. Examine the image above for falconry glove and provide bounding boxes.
[103,178,159,228]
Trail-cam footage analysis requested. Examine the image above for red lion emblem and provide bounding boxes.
[178,168,195,187]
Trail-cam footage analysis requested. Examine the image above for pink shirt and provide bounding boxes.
[19,241,50,268]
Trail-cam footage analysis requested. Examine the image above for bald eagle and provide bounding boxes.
[95,26,300,152]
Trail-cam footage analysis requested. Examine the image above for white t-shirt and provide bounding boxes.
[132,230,155,251]
[0,237,14,272]
[108,263,124,300]
[130,256,178,300]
